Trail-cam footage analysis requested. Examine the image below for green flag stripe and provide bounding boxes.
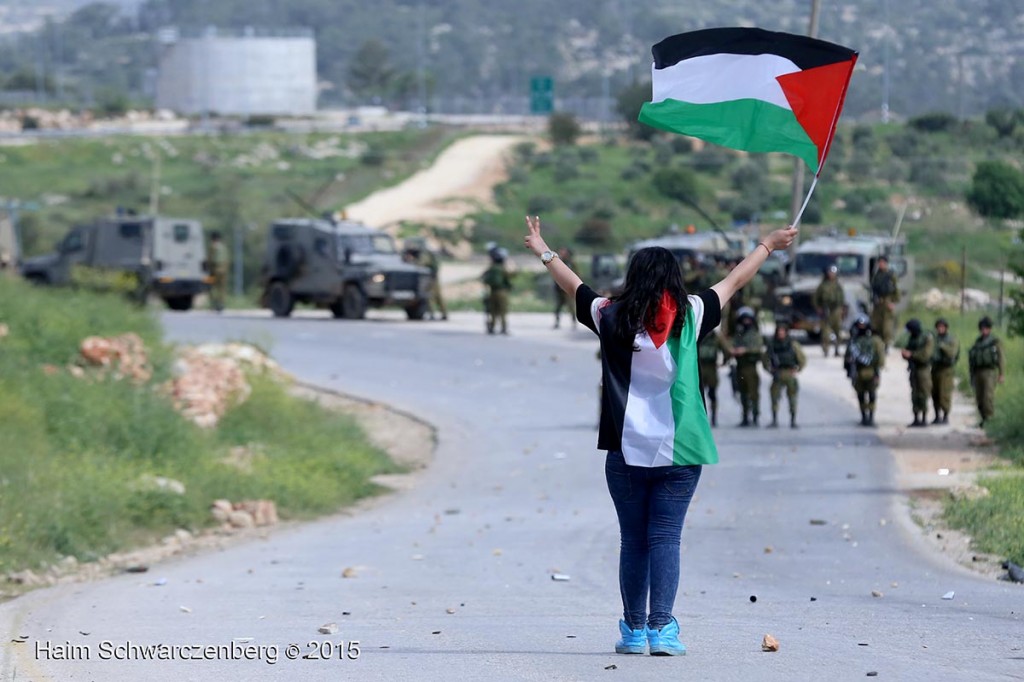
[638,98,820,173]
[666,308,719,466]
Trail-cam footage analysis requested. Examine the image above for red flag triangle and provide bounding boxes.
[777,56,857,173]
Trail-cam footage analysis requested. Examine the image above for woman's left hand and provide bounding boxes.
[524,216,550,257]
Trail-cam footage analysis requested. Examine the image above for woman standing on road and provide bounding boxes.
[525,216,796,656]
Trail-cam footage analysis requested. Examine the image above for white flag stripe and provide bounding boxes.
[650,53,799,110]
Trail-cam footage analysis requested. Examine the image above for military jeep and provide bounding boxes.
[20,215,209,310]
[260,218,432,320]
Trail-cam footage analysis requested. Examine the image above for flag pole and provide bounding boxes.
[791,173,819,229]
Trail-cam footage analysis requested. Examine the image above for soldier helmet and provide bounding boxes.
[736,306,756,320]
[855,313,870,327]
[905,318,922,335]
[827,264,838,274]
[935,317,949,329]
[210,230,223,241]
[492,247,508,263]
[978,316,994,330]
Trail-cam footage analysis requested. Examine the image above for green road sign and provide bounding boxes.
[530,76,554,114]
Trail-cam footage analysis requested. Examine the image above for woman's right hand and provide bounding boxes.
[524,216,550,257]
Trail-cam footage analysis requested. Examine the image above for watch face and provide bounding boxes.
[542,251,554,263]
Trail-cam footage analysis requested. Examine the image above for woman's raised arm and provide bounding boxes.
[524,215,584,297]
[711,227,797,306]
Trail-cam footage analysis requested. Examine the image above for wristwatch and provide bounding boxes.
[541,250,559,265]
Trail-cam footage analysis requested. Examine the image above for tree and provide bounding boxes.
[347,39,396,103]
[548,112,581,146]
[985,108,1023,138]
[966,161,1024,219]
[652,167,701,203]
[1009,236,1024,338]
[615,80,656,141]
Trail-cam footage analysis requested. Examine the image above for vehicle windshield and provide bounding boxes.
[338,234,397,255]
[795,252,864,277]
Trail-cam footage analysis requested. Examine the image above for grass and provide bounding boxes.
[0,276,397,574]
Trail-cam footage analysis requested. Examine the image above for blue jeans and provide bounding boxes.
[605,450,702,630]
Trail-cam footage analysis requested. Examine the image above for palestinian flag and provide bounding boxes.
[579,286,721,467]
[638,27,858,174]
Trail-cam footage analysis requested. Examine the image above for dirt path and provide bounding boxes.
[346,134,529,230]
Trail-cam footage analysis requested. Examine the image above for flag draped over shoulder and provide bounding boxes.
[638,27,858,175]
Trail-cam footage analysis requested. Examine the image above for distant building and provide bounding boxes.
[155,27,317,116]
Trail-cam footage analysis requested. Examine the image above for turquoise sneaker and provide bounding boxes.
[647,617,686,656]
[614,619,647,654]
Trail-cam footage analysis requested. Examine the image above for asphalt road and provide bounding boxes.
[2,310,1021,682]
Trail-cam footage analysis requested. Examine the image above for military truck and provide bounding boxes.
[20,215,209,310]
[773,233,913,341]
[589,230,787,296]
[260,218,432,320]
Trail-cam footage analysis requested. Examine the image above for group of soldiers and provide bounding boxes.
[698,309,806,429]
[700,250,1007,430]
[895,315,1006,427]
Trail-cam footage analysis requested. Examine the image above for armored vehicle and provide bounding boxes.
[260,218,432,320]
[20,215,209,310]
[773,233,913,341]
[590,230,786,297]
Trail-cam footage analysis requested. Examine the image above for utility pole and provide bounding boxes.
[882,0,891,123]
[149,149,162,215]
[787,0,821,256]
[416,1,427,125]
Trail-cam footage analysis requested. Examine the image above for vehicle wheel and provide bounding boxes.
[164,295,194,311]
[338,284,367,320]
[405,299,429,321]
[267,281,294,318]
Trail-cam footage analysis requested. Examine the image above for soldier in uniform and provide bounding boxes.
[698,330,730,427]
[729,307,763,427]
[968,316,1005,427]
[482,247,512,335]
[208,231,229,312]
[411,241,448,321]
[844,314,886,427]
[553,247,576,328]
[900,318,934,427]
[813,265,845,358]
[930,318,959,424]
[764,323,807,429]
[870,255,900,349]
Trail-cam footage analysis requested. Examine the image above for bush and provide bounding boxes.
[616,80,656,141]
[360,145,386,166]
[930,259,963,286]
[966,160,1024,219]
[985,108,1023,138]
[908,112,959,133]
[526,195,557,215]
[513,141,537,165]
[652,167,701,203]
[575,216,613,246]
[670,137,694,154]
[886,128,926,159]
[691,146,732,174]
[548,112,582,147]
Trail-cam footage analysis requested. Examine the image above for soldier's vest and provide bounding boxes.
[906,333,932,369]
[770,339,799,370]
[873,271,897,298]
[820,282,844,309]
[970,337,1000,370]
[932,335,960,368]
[734,330,762,365]
[698,338,719,364]
[850,336,877,379]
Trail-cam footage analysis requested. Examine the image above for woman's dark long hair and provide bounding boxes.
[611,247,689,340]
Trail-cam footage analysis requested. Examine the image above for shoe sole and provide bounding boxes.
[614,646,647,654]
[649,648,686,656]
